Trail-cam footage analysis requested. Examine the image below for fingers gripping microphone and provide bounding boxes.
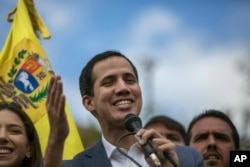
[124,114,162,167]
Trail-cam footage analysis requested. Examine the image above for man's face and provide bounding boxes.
[84,56,142,129]
[189,117,236,167]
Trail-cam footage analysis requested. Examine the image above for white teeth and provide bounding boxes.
[206,155,219,160]
[115,100,131,106]
[208,156,216,159]
[0,149,11,153]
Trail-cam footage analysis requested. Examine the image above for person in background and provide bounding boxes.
[43,50,206,167]
[0,102,42,167]
[144,115,186,145]
[186,109,240,167]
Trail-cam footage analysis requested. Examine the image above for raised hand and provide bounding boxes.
[46,75,69,142]
[43,75,69,167]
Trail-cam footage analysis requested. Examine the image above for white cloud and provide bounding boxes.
[129,7,179,42]
[124,5,250,135]
[155,46,247,110]
[125,7,180,56]
[36,1,86,33]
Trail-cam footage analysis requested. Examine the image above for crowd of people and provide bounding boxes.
[144,109,240,167]
[0,50,241,167]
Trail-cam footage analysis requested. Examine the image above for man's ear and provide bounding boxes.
[82,95,96,116]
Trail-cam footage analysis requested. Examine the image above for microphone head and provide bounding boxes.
[124,114,142,132]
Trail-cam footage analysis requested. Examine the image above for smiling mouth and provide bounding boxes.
[0,148,12,154]
[115,100,132,106]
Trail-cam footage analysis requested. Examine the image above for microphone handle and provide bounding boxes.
[135,135,162,167]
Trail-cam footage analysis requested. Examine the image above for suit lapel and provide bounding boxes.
[84,139,112,167]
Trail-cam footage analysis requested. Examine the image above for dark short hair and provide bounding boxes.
[0,102,42,167]
[186,109,240,149]
[79,50,138,97]
[144,115,186,143]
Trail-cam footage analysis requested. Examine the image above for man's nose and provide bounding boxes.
[207,135,217,150]
[115,80,130,94]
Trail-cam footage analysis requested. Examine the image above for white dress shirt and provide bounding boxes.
[102,135,150,167]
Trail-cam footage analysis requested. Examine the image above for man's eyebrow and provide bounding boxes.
[123,72,137,79]
[192,132,208,139]
[102,74,115,80]
[213,132,231,138]
[167,134,182,138]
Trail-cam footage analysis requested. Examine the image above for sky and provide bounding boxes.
[1,0,250,136]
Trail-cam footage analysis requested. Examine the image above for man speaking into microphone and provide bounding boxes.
[43,50,206,167]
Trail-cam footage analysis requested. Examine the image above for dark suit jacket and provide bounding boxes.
[63,139,206,167]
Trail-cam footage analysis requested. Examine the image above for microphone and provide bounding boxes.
[124,114,162,167]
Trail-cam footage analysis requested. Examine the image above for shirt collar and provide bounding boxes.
[101,134,142,158]
[102,134,117,159]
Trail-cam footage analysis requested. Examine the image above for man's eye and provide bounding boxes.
[103,81,112,85]
[169,136,179,141]
[126,79,134,83]
[216,135,230,142]
[194,136,206,142]
[102,79,113,86]
[125,77,136,83]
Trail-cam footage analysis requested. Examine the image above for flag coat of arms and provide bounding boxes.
[0,0,83,159]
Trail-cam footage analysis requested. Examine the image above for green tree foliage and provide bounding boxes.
[77,126,101,148]
[238,54,250,150]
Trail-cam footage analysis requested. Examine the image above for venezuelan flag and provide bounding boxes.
[0,0,83,159]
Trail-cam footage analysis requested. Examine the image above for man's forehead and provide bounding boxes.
[191,117,233,135]
[92,57,134,78]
